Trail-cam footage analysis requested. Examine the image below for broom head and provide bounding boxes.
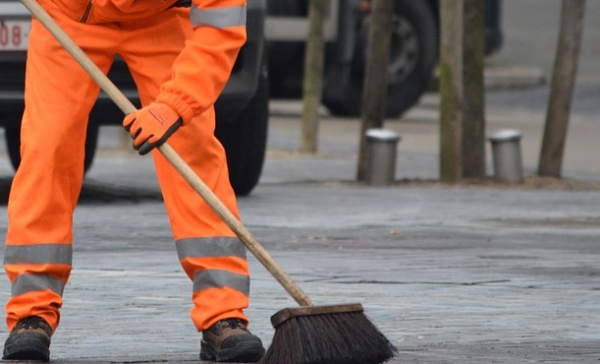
[258,303,397,364]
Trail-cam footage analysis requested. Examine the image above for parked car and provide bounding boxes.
[265,0,503,118]
[0,0,269,196]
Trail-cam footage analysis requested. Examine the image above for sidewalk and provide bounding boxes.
[264,89,600,185]
[0,92,599,363]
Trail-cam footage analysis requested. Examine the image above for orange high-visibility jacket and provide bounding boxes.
[156,0,248,124]
[52,0,247,124]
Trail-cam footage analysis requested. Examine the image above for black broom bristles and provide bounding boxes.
[258,304,397,364]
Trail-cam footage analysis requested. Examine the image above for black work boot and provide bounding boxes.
[3,316,52,362]
[200,318,265,362]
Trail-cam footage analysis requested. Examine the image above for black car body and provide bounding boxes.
[0,0,269,196]
[266,0,503,118]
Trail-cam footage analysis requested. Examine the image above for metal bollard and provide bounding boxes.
[488,129,524,184]
[365,128,401,186]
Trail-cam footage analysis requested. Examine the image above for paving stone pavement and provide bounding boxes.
[1,183,600,363]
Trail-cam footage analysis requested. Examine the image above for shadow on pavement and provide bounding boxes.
[0,177,162,206]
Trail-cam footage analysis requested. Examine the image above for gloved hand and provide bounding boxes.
[123,102,183,155]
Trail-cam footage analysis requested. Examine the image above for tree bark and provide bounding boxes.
[439,0,464,183]
[538,0,586,177]
[300,0,328,153]
[462,0,486,178]
[356,0,395,181]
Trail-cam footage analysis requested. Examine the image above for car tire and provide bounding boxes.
[5,124,99,174]
[322,0,438,118]
[215,66,269,197]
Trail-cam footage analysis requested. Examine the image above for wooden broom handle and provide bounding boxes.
[20,0,313,307]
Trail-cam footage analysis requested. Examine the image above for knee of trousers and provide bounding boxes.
[154,111,240,239]
[19,128,87,174]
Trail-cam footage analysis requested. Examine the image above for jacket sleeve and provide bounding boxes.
[156,0,247,124]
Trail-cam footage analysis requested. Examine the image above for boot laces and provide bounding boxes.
[222,318,247,331]
[16,317,47,330]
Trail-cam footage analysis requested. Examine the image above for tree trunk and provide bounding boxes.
[462,0,486,178]
[538,0,586,177]
[439,0,464,183]
[356,0,395,181]
[300,0,328,153]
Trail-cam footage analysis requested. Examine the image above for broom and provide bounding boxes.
[19,1,398,362]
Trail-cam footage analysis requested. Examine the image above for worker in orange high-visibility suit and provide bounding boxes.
[2,0,264,362]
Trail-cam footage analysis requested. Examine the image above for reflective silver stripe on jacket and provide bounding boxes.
[194,269,250,295]
[176,237,246,260]
[190,5,246,28]
[11,274,66,297]
[4,244,72,265]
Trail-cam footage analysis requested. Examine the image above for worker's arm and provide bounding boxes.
[156,0,247,124]
[122,0,247,154]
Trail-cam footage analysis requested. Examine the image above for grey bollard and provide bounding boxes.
[365,128,401,186]
[488,129,524,184]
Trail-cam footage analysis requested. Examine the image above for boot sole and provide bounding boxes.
[200,340,265,362]
[3,337,50,362]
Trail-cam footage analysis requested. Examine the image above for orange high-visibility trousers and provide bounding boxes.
[4,0,250,333]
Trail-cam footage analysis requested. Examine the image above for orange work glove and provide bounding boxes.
[123,102,183,155]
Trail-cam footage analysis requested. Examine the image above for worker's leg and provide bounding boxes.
[118,9,251,332]
[3,0,117,333]
[156,108,251,330]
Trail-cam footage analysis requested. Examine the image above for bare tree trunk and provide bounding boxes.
[356,0,395,181]
[462,0,486,178]
[439,0,464,183]
[538,0,586,177]
[300,0,328,153]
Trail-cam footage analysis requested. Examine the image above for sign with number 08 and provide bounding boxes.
[0,20,30,51]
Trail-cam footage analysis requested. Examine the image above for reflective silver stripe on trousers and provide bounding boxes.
[194,269,250,295]
[190,5,246,28]
[176,237,247,260]
[11,274,66,297]
[4,244,73,265]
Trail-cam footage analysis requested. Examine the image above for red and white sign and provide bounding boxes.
[0,20,30,51]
